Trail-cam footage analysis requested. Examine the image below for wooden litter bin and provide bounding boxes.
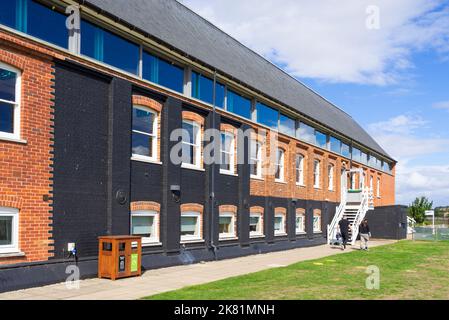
[98,236,142,280]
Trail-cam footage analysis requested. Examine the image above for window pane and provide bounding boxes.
[131,216,154,237]
[220,152,231,171]
[0,0,16,29]
[181,216,198,235]
[315,131,327,149]
[132,132,153,158]
[219,217,232,234]
[352,148,361,163]
[191,72,225,108]
[298,122,315,144]
[279,114,295,136]
[182,143,194,165]
[0,216,13,246]
[221,133,232,153]
[227,89,251,119]
[81,19,140,75]
[256,102,278,130]
[0,1,68,48]
[274,216,283,231]
[0,102,14,134]
[133,108,154,134]
[249,217,259,232]
[361,152,368,165]
[182,121,196,145]
[142,51,184,93]
[0,68,17,102]
[341,143,351,158]
[329,136,341,154]
[28,0,68,48]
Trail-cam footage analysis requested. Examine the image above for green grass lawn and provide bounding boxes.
[145,241,449,300]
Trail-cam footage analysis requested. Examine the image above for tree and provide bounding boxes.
[408,197,433,224]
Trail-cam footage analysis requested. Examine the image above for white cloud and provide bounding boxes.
[181,0,449,85]
[433,100,449,111]
[368,114,449,206]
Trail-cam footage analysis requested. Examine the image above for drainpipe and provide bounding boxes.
[210,70,218,260]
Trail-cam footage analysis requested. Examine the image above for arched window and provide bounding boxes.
[131,105,158,162]
[180,204,204,242]
[0,63,21,140]
[250,139,262,179]
[296,209,306,234]
[296,154,304,186]
[131,210,160,245]
[313,209,322,233]
[219,206,237,239]
[250,207,264,238]
[328,164,335,191]
[181,120,202,169]
[0,207,19,254]
[313,159,321,188]
[275,148,285,182]
[220,131,236,175]
[274,209,287,236]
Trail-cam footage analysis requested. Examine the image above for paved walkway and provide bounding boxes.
[0,239,395,300]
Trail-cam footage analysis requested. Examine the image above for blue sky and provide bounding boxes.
[182,0,449,206]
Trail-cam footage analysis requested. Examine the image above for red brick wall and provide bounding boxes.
[0,43,54,265]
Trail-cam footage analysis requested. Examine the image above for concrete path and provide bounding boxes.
[0,239,395,300]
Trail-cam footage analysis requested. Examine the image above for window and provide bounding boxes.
[315,131,327,149]
[0,207,19,254]
[131,210,159,244]
[295,154,304,185]
[351,172,356,190]
[250,140,262,179]
[361,152,368,165]
[249,213,263,237]
[370,176,374,191]
[81,19,140,75]
[328,164,335,191]
[275,148,285,182]
[227,90,251,119]
[219,213,236,239]
[352,147,362,163]
[182,120,201,168]
[298,122,315,144]
[191,71,225,108]
[220,131,235,174]
[0,0,68,48]
[279,113,295,136]
[313,160,321,188]
[369,154,376,167]
[296,211,306,234]
[256,102,278,130]
[313,210,322,233]
[0,63,20,139]
[181,212,202,241]
[274,213,286,236]
[341,143,351,159]
[142,51,184,93]
[383,161,392,174]
[377,177,381,198]
[132,106,158,161]
[330,136,341,154]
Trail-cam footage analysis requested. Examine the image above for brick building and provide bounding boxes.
[0,0,404,291]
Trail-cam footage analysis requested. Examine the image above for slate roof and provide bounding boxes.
[79,0,392,160]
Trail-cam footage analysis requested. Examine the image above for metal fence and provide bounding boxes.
[412,226,449,241]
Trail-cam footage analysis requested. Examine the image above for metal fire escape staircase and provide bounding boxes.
[327,169,375,246]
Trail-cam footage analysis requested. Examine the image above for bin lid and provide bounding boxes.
[98,235,142,240]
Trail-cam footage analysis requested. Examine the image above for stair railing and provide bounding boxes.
[349,187,370,245]
[327,171,348,244]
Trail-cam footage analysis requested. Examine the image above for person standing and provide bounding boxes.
[359,219,371,251]
[338,218,350,250]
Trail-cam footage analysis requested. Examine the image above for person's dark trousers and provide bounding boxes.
[341,233,348,249]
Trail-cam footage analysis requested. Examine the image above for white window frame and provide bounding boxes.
[275,148,285,183]
[249,213,264,237]
[219,212,236,239]
[130,210,160,245]
[351,172,356,190]
[131,105,158,162]
[370,176,374,192]
[296,154,304,186]
[313,160,321,189]
[181,120,202,170]
[220,131,236,175]
[313,213,322,233]
[296,213,306,234]
[180,211,202,242]
[0,62,21,141]
[328,164,334,191]
[274,213,286,236]
[250,140,262,179]
[0,207,19,254]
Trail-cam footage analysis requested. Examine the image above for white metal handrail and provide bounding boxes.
[327,172,347,244]
[349,187,370,245]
